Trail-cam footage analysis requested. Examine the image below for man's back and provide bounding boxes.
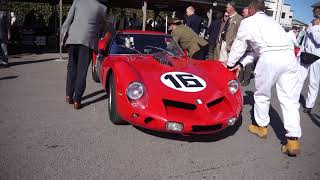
[242,12,292,52]
[0,11,9,42]
[186,14,201,34]
[62,0,107,51]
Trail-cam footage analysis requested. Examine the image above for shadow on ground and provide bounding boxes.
[244,91,287,145]
[9,58,58,67]
[0,76,18,81]
[81,90,107,108]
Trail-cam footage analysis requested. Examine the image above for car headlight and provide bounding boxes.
[228,80,239,95]
[126,82,144,100]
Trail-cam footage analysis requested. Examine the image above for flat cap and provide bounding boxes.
[168,17,182,25]
[311,2,320,8]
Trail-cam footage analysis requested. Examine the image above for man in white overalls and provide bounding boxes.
[299,2,320,114]
[227,0,301,156]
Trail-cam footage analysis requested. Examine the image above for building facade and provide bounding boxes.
[265,0,293,28]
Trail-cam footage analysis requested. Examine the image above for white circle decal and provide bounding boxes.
[160,72,206,92]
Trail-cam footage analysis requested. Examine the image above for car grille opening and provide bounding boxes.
[144,117,154,124]
[207,97,224,108]
[192,124,223,132]
[163,99,197,110]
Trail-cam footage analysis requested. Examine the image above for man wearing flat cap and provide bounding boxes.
[214,1,243,64]
[298,2,320,114]
[169,17,208,60]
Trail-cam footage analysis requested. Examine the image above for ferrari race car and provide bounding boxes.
[92,30,243,135]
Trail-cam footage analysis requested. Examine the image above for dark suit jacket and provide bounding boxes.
[186,14,201,34]
[207,19,222,45]
[0,11,10,42]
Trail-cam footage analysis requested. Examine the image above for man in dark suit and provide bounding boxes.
[0,10,10,68]
[185,6,202,34]
[61,0,107,110]
[207,11,223,59]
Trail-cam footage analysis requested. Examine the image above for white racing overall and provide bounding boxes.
[228,12,301,138]
[298,24,320,109]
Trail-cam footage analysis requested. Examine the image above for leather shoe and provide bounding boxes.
[74,101,81,110]
[303,107,311,113]
[66,96,74,104]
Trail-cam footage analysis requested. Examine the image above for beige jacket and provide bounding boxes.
[214,12,243,59]
[171,25,208,57]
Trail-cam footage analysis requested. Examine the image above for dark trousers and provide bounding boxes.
[66,45,92,102]
[239,62,254,83]
[192,44,209,60]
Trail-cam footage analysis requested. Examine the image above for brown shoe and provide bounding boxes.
[66,96,74,104]
[74,101,81,110]
[248,124,268,139]
[282,139,300,156]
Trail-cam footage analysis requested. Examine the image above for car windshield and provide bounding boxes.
[109,33,184,56]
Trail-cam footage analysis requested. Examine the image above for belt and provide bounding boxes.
[259,46,294,54]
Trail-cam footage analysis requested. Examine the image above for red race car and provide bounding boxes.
[92,30,242,135]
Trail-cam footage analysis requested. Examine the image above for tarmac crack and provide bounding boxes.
[168,157,264,179]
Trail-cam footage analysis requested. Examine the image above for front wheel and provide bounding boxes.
[92,60,100,83]
[108,73,127,125]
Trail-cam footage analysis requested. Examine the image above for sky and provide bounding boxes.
[285,0,318,24]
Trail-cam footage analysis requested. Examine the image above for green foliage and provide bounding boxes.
[0,0,70,26]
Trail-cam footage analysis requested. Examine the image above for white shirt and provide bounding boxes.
[227,12,293,67]
[287,30,299,47]
[302,23,320,57]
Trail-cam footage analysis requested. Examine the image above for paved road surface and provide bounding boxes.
[0,53,319,180]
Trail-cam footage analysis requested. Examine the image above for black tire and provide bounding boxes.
[92,60,100,83]
[108,73,127,125]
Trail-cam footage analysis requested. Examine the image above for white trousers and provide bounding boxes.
[254,50,301,138]
[297,59,320,108]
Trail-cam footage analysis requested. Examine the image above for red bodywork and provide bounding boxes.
[93,30,243,135]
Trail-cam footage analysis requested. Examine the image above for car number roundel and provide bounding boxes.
[160,72,206,92]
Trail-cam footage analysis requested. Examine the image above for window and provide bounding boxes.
[289,16,292,18]
[266,10,274,16]
[281,12,285,18]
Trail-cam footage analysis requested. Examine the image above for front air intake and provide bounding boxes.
[163,99,196,110]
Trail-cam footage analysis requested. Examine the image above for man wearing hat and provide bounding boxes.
[169,17,208,60]
[298,2,320,114]
[214,1,243,64]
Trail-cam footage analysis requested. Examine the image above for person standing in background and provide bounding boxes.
[0,10,10,68]
[214,1,243,64]
[238,6,254,86]
[298,2,320,114]
[61,0,107,110]
[185,6,202,34]
[207,11,223,59]
[287,26,299,47]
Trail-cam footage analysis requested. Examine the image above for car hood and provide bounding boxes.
[112,54,233,105]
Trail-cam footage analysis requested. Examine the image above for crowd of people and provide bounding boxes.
[1,0,319,157]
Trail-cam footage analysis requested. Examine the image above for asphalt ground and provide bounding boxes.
[0,53,319,180]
